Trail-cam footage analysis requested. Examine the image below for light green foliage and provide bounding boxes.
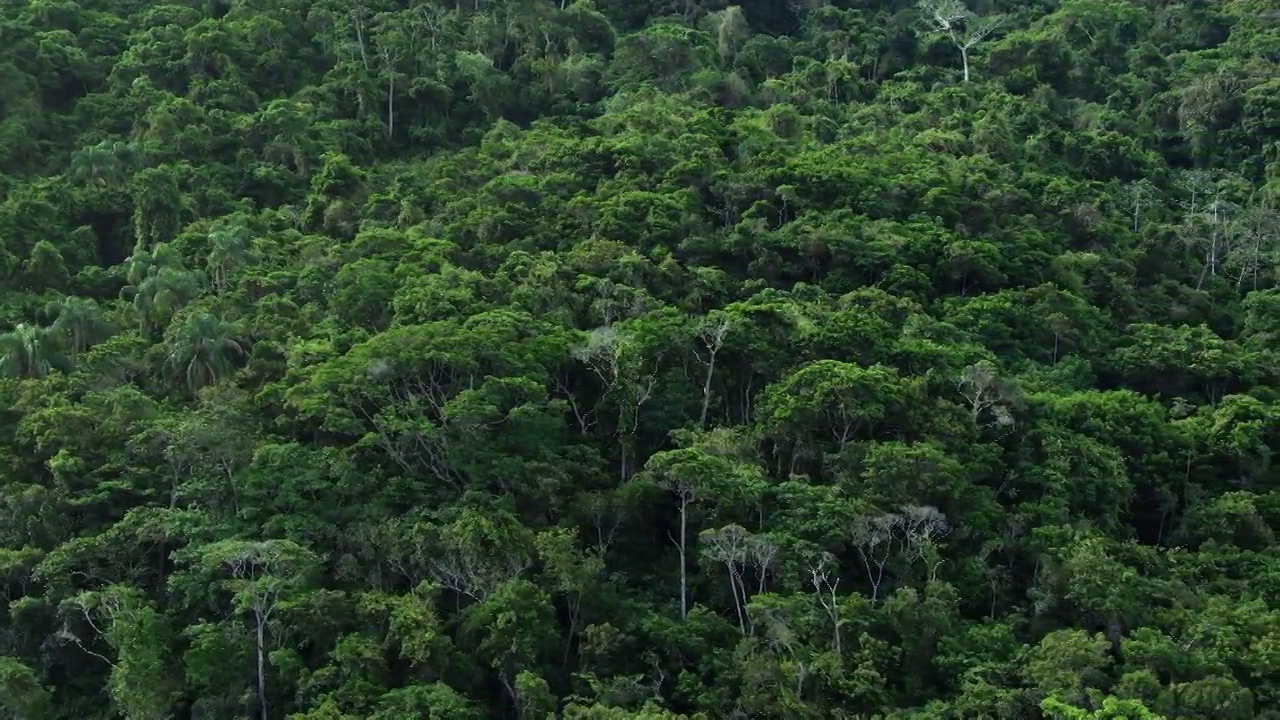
[1042,694,1166,719]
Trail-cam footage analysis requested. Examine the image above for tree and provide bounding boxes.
[1042,695,1166,719]
[955,360,1018,431]
[44,296,110,364]
[206,215,255,293]
[0,657,53,720]
[122,245,201,333]
[162,312,245,392]
[0,323,65,378]
[68,140,136,187]
[459,579,558,711]
[535,528,605,660]
[573,323,663,480]
[802,550,847,656]
[1022,629,1114,709]
[61,586,178,720]
[698,523,779,634]
[21,240,70,291]
[757,360,922,475]
[129,164,195,251]
[846,509,948,602]
[693,310,735,427]
[174,540,319,720]
[154,388,257,520]
[426,508,535,603]
[635,430,767,621]
[919,0,1004,83]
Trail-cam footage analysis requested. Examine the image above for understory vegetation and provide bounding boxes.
[0,0,1278,718]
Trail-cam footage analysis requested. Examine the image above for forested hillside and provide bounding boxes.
[0,0,1277,717]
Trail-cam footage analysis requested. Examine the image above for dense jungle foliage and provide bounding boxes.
[0,0,1278,717]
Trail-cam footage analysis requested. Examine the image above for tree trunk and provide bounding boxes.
[727,568,746,634]
[699,352,716,427]
[830,594,841,655]
[386,74,394,140]
[678,498,688,620]
[354,14,369,71]
[256,613,268,720]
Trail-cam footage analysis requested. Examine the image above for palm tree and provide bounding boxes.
[163,313,246,392]
[206,217,255,293]
[44,297,110,363]
[121,245,201,333]
[132,270,200,333]
[68,140,136,186]
[0,324,66,379]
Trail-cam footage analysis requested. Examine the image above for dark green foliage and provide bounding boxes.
[0,1,1276,719]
